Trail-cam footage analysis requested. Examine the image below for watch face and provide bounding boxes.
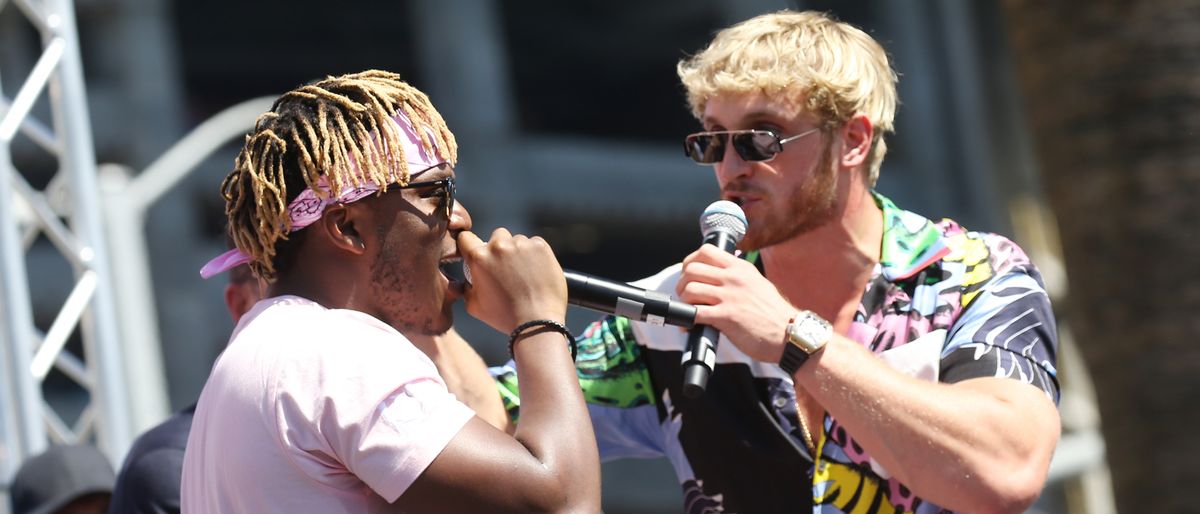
[789,311,831,353]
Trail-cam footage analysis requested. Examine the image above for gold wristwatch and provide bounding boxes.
[779,310,832,374]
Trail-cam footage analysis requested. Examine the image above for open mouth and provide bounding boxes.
[439,256,467,289]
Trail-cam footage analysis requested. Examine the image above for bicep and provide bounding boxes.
[394,416,569,514]
[950,376,1061,453]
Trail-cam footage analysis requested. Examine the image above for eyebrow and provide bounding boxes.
[703,109,790,128]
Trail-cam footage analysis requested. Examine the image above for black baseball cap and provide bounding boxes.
[9,444,114,514]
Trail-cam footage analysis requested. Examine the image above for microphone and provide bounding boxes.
[460,260,697,328]
[680,201,748,398]
[564,270,697,328]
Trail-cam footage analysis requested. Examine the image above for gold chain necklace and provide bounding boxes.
[794,396,817,456]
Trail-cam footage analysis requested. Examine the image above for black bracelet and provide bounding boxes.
[508,319,576,361]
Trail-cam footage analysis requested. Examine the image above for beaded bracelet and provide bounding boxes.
[508,319,576,361]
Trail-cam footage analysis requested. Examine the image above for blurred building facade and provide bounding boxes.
[1,0,1105,512]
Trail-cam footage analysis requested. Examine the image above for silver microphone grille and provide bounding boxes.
[699,200,748,243]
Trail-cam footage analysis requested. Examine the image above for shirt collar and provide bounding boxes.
[874,191,951,282]
[742,192,951,282]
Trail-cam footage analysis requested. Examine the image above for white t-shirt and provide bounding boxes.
[181,295,475,513]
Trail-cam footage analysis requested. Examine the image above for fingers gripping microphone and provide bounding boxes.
[681,201,748,398]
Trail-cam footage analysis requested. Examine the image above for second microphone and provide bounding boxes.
[460,260,697,328]
[564,270,697,328]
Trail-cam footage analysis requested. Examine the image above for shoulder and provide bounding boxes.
[118,443,187,483]
[937,220,1032,271]
[935,220,1043,305]
[244,296,425,363]
[240,298,441,421]
[223,297,431,404]
[113,410,194,507]
[129,408,194,453]
[245,296,396,340]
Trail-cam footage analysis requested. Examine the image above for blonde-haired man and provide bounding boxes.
[498,10,1060,513]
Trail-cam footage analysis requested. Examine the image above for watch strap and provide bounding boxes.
[779,342,810,375]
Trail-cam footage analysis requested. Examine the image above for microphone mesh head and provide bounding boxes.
[699,200,748,243]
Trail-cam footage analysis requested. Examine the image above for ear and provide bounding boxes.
[224,282,260,323]
[223,283,246,322]
[839,114,874,169]
[316,204,368,256]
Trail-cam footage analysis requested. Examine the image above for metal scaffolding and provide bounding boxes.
[0,0,133,484]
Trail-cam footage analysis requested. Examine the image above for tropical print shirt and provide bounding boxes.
[495,193,1059,513]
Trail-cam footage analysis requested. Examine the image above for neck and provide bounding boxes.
[270,256,370,316]
[759,187,882,323]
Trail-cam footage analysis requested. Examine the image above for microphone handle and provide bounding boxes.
[706,230,739,254]
[681,325,720,398]
[564,270,697,328]
[680,229,739,398]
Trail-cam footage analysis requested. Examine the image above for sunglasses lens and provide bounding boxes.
[731,131,781,162]
[686,131,785,164]
[685,134,725,164]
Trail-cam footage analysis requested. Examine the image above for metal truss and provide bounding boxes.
[0,0,133,481]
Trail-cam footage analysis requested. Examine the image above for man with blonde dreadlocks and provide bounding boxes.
[181,70,600,513]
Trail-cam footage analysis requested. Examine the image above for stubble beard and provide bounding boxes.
[739,143,840,251]
[369,228,452,336]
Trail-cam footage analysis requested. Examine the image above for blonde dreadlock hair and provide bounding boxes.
[221,70,458,280]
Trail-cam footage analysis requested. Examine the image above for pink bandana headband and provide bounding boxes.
[200,111,445,279]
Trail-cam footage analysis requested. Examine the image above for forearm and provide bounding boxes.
[798,337,1060,513]
[511,328,601,512]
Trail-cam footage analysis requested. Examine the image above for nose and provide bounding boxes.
[449,199,472,231]
[715,142,752,184]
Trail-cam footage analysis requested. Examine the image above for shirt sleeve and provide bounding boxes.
[273,323,475,504]
[941,268,1061,401]
[351,375,475,502]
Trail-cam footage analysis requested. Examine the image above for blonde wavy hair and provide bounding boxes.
[221,70,458,279]
[677,10,898,185]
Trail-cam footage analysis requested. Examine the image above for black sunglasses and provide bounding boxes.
[398,166,456,219]
[683,128,821,164]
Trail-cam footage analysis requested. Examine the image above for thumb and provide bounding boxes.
[457,230,485,257]
[457,231,486,287]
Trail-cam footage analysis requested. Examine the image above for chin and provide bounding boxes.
[426,303,454,334]
[739,226,783,251]
[433,315,454,335]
